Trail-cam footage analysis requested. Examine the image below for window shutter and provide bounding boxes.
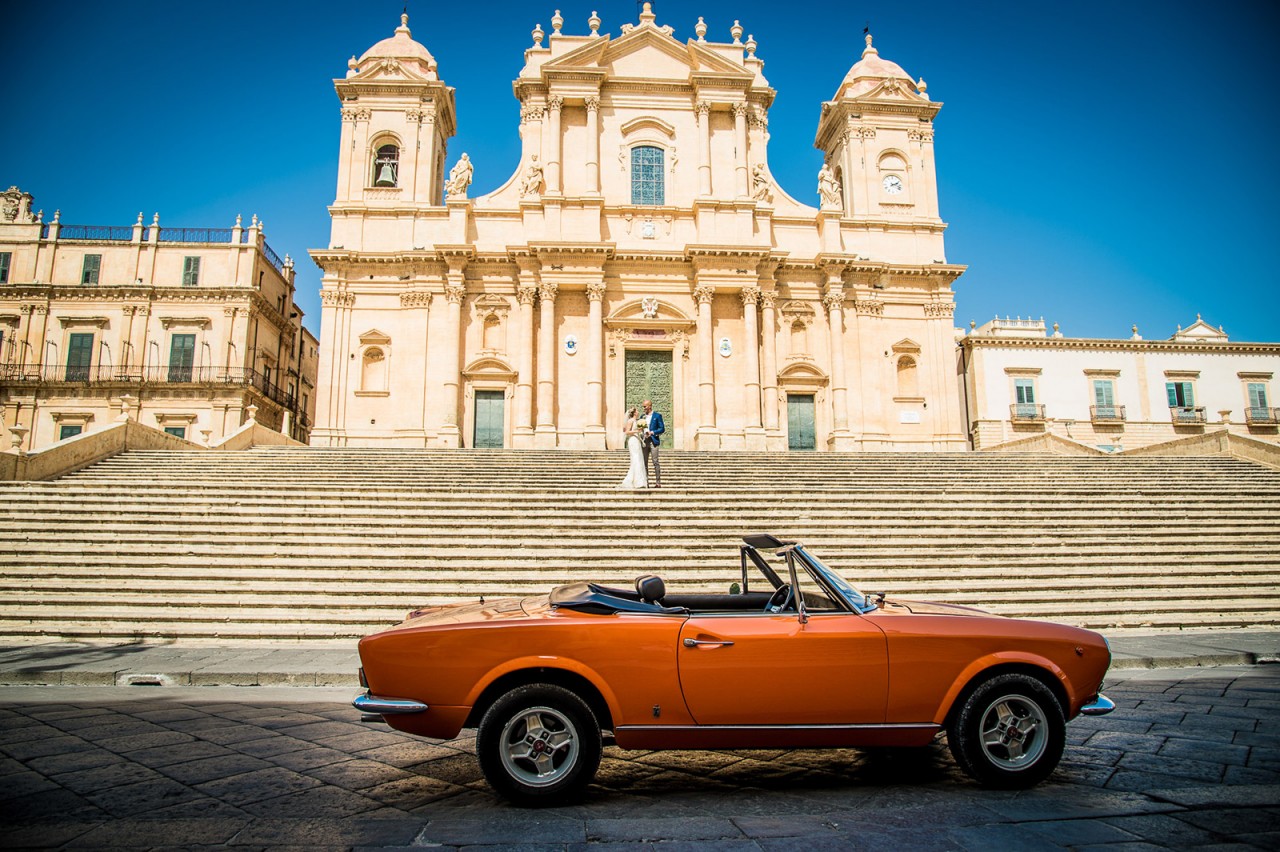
[1181,382,1194,407]
[1093,380,1114,407]
[1166,383,1178,407]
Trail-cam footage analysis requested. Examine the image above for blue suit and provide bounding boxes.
[643,410,665,486]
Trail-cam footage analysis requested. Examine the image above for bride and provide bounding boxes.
[617,407,648,490]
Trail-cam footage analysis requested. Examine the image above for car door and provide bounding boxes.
[677,611,888,725]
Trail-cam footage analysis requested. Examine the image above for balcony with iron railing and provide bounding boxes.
[38,220,283,272]
[1090,404,1127,423]
[1170,406,1207,425]
[1245,406,1280,426]
[0,363,297,410]
[1010,403,1046,422]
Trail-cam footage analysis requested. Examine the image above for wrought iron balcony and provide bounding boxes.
[1170,406,1207,424]
[1245,406,1280,425]
[0,363,296,410]
[1010,403,1046,422]
[1090,405,1127,422]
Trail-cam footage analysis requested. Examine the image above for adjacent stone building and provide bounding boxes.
[311,7,968,451]
[959,316,1280,450]
[0,188,317,450]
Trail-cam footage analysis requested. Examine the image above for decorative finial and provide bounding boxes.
[730,20,743,45]
[235,213,242,227]
[137,212,144,225]
[863,31,878,58]
[695,16,707,42]
[52,209,61,223]
[396,13,410,36]
[152,212,159,226]
[745,34,757,56]
[1131,324,1142,340]
[551,9,563,34]
[532,22,544,46]
[251,213,258,227]
[1196,312,1202,321]
[588,10,600,36]
[347,55,359,77]
[917,77,927,93]
[1052,322,1062,338]
[640,3,656,24]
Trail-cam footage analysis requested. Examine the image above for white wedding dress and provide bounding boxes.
[618,430,648,490]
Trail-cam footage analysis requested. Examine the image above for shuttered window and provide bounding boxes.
[182,256,201,287]
[81,254,101,285]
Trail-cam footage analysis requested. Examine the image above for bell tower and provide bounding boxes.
[814,32,945,261]
[332,14,457,210]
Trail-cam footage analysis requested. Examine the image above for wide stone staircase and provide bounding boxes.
[2,448,1278,641]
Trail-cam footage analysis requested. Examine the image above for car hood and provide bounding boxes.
[878,598,995,617]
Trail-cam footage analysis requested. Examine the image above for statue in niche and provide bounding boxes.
[518,155,544,198]
[751,163,773,203]
[818,163,842,210]
[445,153,474,199]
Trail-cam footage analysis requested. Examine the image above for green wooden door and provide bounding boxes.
[66,333,94,381]
[624,349,673,420]
[473,390,505,448]
[787,394,816,451]
[168,334,195,382]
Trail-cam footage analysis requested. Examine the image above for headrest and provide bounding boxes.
[635,574,666,604]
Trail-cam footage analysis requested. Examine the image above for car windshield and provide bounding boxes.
[794,546,875,613]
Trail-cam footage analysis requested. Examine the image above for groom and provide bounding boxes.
[641,399,665,488]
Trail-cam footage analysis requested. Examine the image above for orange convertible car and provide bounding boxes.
[354,534,1114,805]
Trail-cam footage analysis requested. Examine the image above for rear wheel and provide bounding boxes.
[947,673,1064,788]
[476,684,602,806]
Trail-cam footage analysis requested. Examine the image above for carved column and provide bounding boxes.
[586,281,606,442]
[545,96,563,196]
[513,279,537,446]
[760,288,780,434]
[741,285,765,449]
[535,280,558,447]
[401,290,433,439]
[695,101,712,196]
[440,276,466,447]
[823,271,853,450]
[732,103,749,198]
[585,97,601,196]
[694,282,719,448]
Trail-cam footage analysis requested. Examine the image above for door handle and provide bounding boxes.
[683,638,734,648]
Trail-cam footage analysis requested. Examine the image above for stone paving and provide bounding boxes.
[1,665,1277,849]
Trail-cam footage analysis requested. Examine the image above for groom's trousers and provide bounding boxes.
[643,441,661,487]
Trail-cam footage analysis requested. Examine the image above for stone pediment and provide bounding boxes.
[542,27,751,84]
[1171,316,1229,343]
[359,329,392,346]
[858,77,930,104]
[346,57,434,84]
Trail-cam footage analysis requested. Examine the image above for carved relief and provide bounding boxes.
[854,300,885,316]
[1,186,35,223]
[400,291,433,308]
[924,302,955,318]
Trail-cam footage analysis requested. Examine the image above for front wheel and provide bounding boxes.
[476,684,602,806]
[947,673,1065,788]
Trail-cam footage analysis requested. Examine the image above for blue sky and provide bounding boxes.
[5,1,1277,341]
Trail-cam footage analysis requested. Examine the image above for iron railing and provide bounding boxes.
[156,227,236,244]
[1090,405,1127,422]
[55,224,135,241]
[1170,406,1207,424]
[262,241,284,273]
[1245,406,1280,425]
[0,363,296,410]
[1010,403,1046,421]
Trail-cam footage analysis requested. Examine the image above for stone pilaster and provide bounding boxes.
[535,280,558,447]
[694,282,720,449]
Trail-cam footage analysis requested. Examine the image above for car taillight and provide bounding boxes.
[358,667,368,688]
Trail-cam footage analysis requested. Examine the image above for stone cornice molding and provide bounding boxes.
[158,316,212,329]
[56,315,110,329]
[959,336,1280,356]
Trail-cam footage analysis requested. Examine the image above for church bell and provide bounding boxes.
[375,164,396,186]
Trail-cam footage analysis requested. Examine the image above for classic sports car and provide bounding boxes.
[354,534,1114,806]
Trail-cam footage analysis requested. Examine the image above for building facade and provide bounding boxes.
[960,316,1280,450]
[311,8,968,451]
[0,187,317,450]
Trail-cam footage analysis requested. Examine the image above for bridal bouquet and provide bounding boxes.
[636,416,650,442]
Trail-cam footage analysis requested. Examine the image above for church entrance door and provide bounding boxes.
[473,390,505,448]
[625,349,673,423]
[787,394,816,450]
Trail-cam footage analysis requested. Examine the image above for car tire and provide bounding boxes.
[947,672,1065,788]
[476,684,602,806]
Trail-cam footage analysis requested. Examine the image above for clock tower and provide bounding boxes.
[814,33,946,264]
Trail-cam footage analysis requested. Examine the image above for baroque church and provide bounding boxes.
[311,5,966,452]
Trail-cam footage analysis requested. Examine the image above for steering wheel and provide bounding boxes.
[764,584,793,613]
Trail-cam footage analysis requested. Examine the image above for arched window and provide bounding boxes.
[373,144,399,187]
[896,355,919,397]
[631,146,664,205]
[362,347,387,391]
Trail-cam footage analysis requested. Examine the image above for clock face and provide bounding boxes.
[882,175,904,195]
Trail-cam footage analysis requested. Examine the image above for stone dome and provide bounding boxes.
[356,14,437,78]
[834,34,918,99]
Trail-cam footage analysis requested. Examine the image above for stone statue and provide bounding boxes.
[518,155,544,197]
[445,153,474,199]
[751,163,773,203]
[818,163,842,210]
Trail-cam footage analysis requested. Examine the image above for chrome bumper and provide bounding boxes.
[1080,693,1115,716]
[353,691,429,715]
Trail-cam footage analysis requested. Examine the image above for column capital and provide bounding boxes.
[547,95,564,112]
[731,102,749,119]
[444,282,467,304]
[740,285,761,307]
[538,281,558,303]
[693,283,715,305]
[822,290,846,314]
[516,283,539,305]
[694,101,712,119]
[584,96,601,113]
[400,291,432,308]
[760,288,778,309]
[586,281,606,302]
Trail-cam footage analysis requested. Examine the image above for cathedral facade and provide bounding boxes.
[311,7,967,452]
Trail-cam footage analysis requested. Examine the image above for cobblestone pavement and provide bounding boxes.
[1,665,1276,850]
